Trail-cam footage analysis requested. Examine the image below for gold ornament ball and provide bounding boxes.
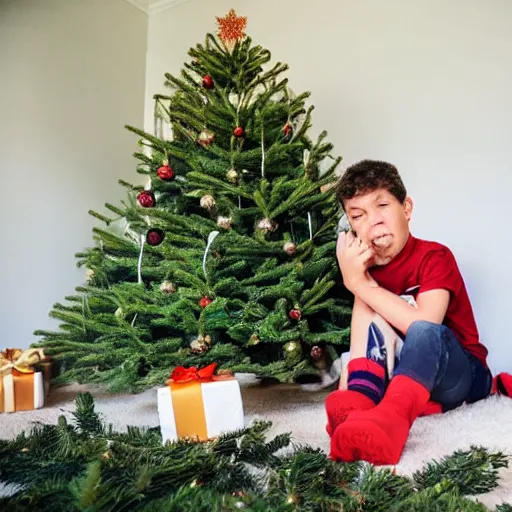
[283,242,296,255]
[85,268,94,282]
[284,341,299,352]
[114,307,124,319]
[190,334,212,354]
[200,194,216,209]
[248,334,260,346]
[286,494,298,505]
[283,341,302,361]
[190,339,207,354]
[159,281,176,294]
[226,168,238,183]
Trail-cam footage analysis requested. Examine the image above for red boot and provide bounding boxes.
[325,357,385,436]
[325,390,375,436]
[421,400,443,416]
[330,375,430,465]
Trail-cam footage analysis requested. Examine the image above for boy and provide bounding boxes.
[326,160,492,465]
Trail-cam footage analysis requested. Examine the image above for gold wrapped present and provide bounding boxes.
[0,348,47,413]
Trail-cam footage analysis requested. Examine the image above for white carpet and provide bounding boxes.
[1,375,511,509]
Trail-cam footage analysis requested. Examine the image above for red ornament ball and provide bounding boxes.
[202,75,214,89]
[199,296,212,308]
[157,164,175,181]
[146,228,164,246]
[310,345,324,361]
[137,190,155,208]
[233,126,245,138]
[289,308,302,321]
[283,122,292,136]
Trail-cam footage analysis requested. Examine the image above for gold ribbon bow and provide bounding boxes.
[1,348,45,377]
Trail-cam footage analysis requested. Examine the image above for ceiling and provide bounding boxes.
[124,0,191,15]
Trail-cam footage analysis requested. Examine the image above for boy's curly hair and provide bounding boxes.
[335,160,407,209]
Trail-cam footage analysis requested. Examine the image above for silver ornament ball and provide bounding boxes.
[159,281,176,294]
[200,194,216,209]
[283,242,296,255]
[217,216,233,230]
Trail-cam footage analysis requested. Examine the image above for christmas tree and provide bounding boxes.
[0,393,509,511]
[33,9,351,392]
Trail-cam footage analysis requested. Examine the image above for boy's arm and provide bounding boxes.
[354,283,449,336]
[336,231,452,336]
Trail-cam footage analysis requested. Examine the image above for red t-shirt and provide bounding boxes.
[369,234,489,368]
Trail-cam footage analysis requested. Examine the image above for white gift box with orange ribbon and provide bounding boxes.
[157,363,244,443]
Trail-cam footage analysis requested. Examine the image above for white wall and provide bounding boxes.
[0,0,147,348]
[144,0,512,374]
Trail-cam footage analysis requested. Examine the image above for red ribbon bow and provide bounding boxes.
[166,363,235,385]
[167,363,219,384]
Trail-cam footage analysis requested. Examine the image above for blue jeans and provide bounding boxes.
[393,321,492,411]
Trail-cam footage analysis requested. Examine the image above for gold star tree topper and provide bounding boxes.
[216,9,247,49]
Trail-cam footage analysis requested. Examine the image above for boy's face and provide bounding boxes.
[343,189,412,266]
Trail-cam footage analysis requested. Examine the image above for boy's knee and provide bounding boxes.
[404,320,446,351]
[406,320,442,338]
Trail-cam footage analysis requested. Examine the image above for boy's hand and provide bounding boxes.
[336,231,376,294]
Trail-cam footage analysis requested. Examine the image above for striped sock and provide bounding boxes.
[347,322,388,404]
[347,357,386,404]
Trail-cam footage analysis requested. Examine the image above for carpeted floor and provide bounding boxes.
[1,374,512,509]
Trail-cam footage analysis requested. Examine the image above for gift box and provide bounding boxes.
[157,363,244,443]
[1,348,47,413]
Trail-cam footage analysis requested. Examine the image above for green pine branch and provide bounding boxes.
[1,392,505,512]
